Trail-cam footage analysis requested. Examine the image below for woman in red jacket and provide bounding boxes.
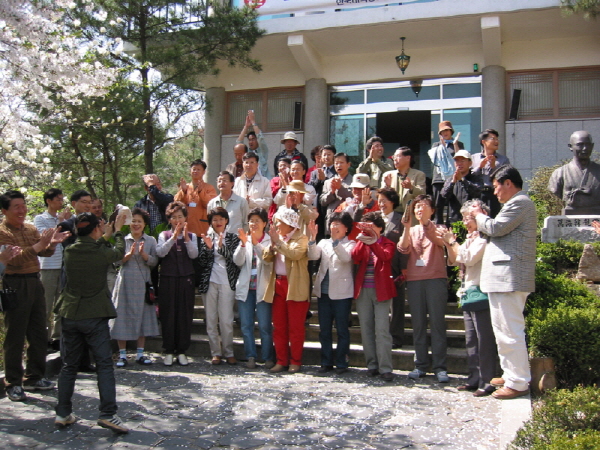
[351,211,397,381]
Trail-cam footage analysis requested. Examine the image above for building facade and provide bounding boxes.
[199,0,600,186]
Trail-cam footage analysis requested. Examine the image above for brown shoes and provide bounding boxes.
[492,387,530,400]
[211,356,222,365]
[226,357,237,365]
[270,364,287,373]
[490,377,505,387]
[288,365,301,373]
[473,389,493,397]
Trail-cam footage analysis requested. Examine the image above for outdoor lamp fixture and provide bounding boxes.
[411,79,422,97]
[395,37,410,74]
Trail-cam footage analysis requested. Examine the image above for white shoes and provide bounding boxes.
[164,354,174,366]
[177,354,188,366]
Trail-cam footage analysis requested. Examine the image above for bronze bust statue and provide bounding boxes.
[548,131,600,215]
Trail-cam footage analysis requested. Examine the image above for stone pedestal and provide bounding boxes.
[541,215,600,243]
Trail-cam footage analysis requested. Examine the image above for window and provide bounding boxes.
[508,68,600,120]
[227,88,304,134]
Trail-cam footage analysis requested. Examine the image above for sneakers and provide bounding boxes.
[436,371,450,383]
[23,378,55,391]
[246,357,256,369]
[164,354,174,366]
[408,369,427,380]
[115,357,127,368]
[97,415,129,434]
[177,354,188,366]
[55,414,77,427]
[6,385,26,402]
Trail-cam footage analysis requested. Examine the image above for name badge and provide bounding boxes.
[415,259,425,267]
[189,202,197,207]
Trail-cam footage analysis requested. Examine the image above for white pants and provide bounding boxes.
[203,282,235,358]
[488,291,531,391]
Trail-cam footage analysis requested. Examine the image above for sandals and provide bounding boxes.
[115,357,128,368]
[136,356,153,365]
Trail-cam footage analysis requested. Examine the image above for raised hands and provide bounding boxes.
[179,177,188,193]
[401,176,413,190]
[200,233,213,249]
[361,188,371,206]
[331,176,342,192]
[0,245,21,265]
[308,220,318,242]
[238,228,248,246]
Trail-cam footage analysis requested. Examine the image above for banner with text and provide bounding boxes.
[238,0,425,16]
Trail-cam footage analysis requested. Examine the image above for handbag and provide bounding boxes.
[459,285,489,312]
[144,281,156,305]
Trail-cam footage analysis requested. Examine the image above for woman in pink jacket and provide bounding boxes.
[351,212,397,381]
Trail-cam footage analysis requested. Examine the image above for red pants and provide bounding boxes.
[272,277,309,366]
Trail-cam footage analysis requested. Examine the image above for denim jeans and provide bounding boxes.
[237,290,273,362]
[317,295,352,368]
[56,317,117,419]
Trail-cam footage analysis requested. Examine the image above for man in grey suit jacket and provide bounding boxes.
[471,165,536,400]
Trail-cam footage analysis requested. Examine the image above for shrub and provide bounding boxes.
[536,240,600,277]
[528,306,600,388]
[527,162,564,230]
[526,263,600,319]
[510,386,600,449]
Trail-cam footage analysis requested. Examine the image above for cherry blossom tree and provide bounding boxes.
[0,0,116,192]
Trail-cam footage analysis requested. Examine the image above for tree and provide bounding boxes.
[37,74,156,207]
[561,0,600,19]
[0,0,116,192]
[69,0,264,174]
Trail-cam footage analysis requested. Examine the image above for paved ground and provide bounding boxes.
[0,354,506,449]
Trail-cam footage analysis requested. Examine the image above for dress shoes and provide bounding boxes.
[492,387,530,400]
[457,384,478,392]
[288,365,301,373]
[335,368,349,375]
[270,364,287,373]
[317,366,334,374]
[473,389,493,397]
[366,369,380,377]
[491,377,505,387]
[211,356,222,365]
[380,372,394,382]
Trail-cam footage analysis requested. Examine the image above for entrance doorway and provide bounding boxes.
[374,111,431,171]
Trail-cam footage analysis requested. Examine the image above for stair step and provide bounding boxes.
[144,334,468,374]
[192,306,466,331]
[189,319,466,348]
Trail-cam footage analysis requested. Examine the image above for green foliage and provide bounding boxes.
[535,239,593,275]
[68,0,264,173]
[561,0,600,19]
[451,220,467,244]
[510,386,600,449]
[527,263,600,320]
[527,306,600,388]
[527,162,564,230]
[38,76,152,210]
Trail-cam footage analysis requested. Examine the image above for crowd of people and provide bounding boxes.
[0,115,538,434]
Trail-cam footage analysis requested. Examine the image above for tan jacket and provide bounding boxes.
[381,167,426,213]
[263,229,309,302]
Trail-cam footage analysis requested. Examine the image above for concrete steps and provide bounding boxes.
[146,293,469,374]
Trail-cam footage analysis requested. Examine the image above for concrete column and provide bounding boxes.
[204,87,225,185]
[304,78,329,154]
[481,65,506,155]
